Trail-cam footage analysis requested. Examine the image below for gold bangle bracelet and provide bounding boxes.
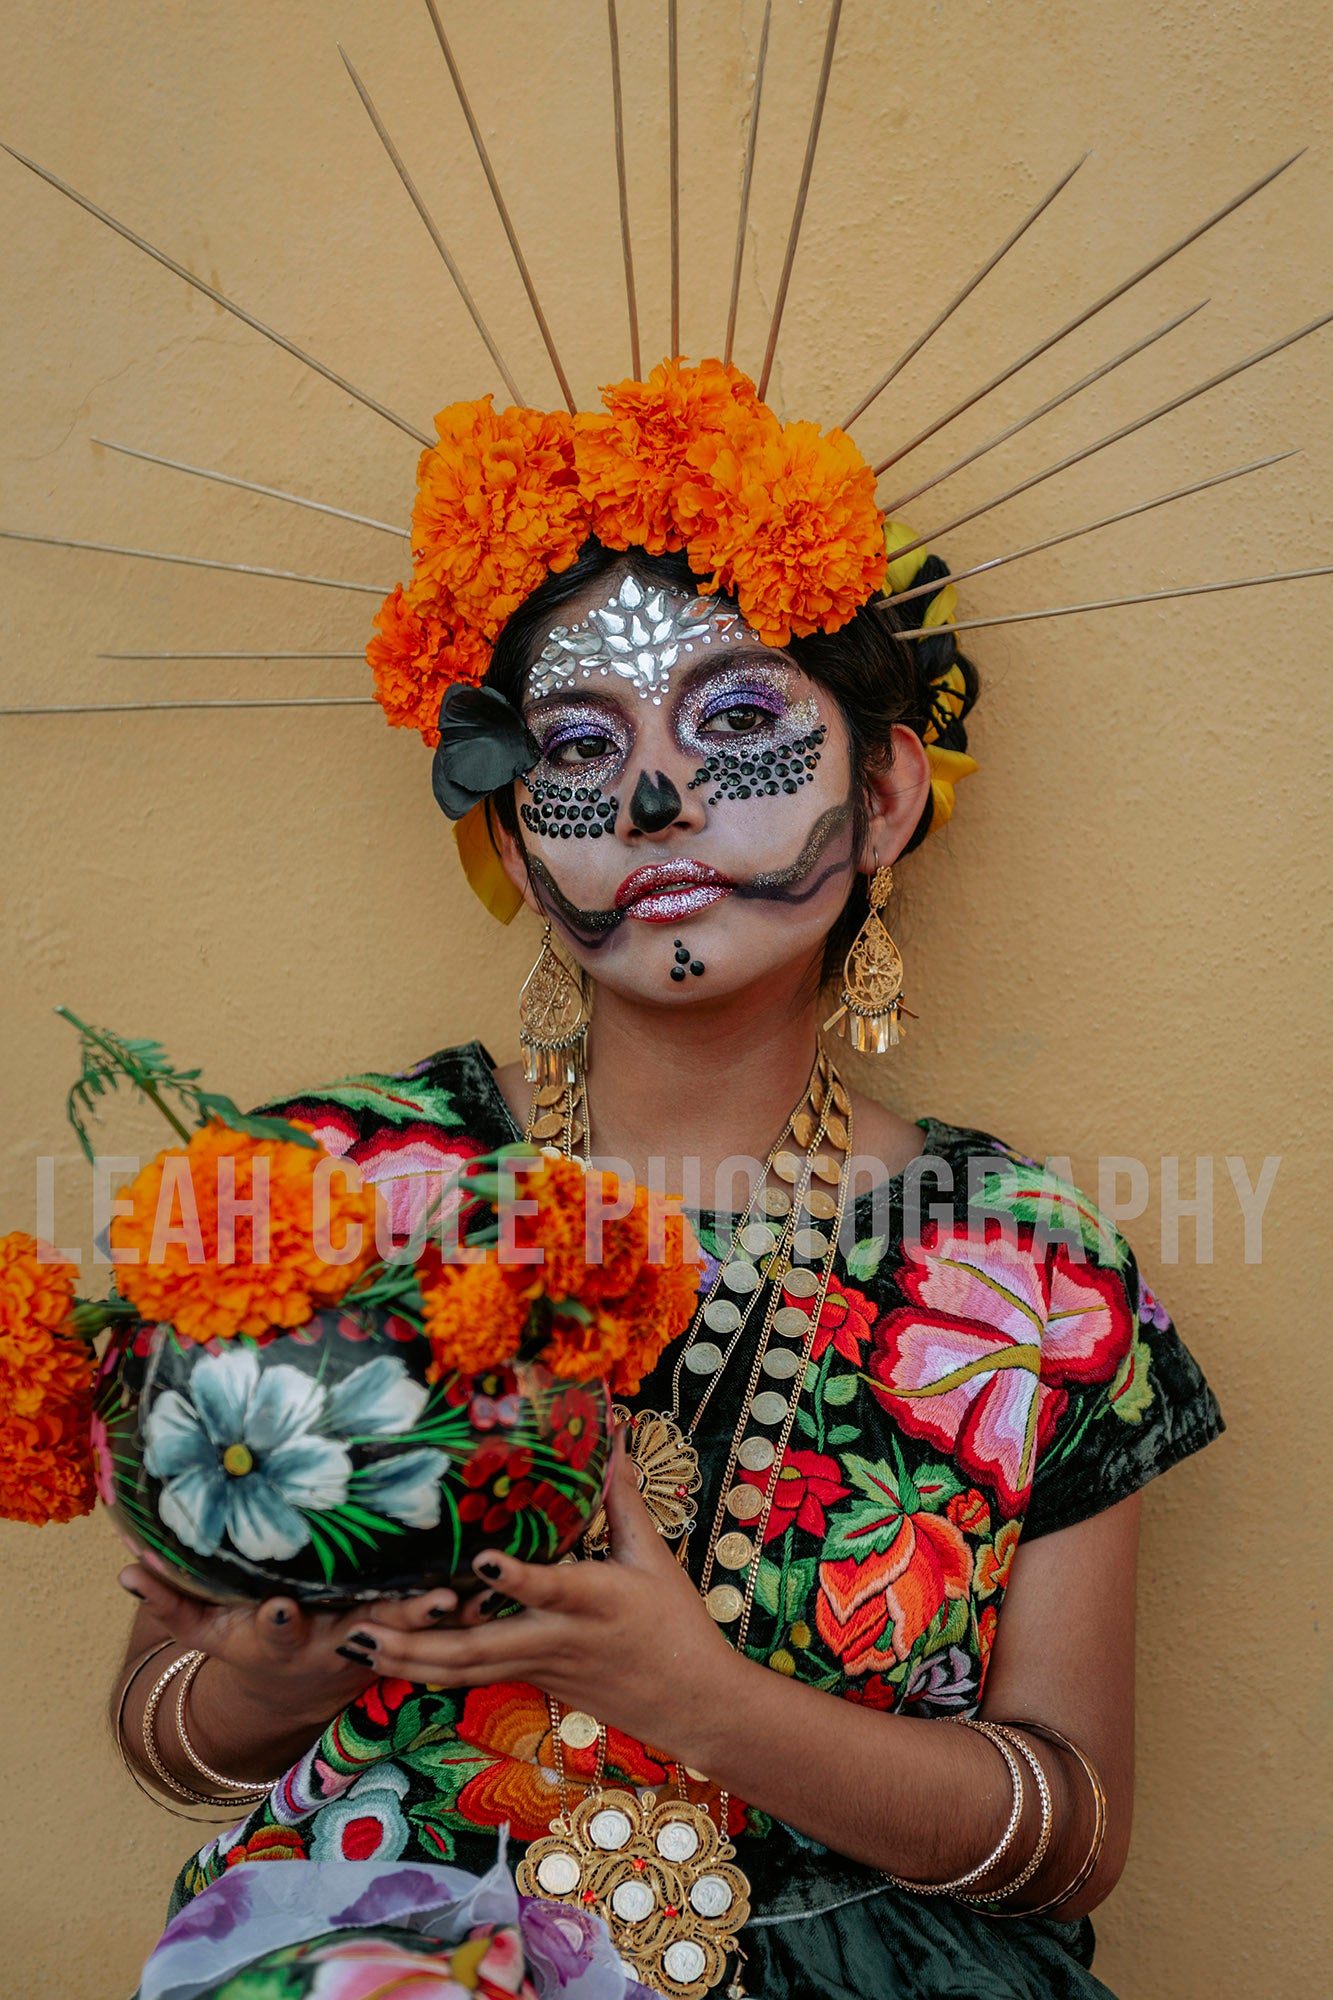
[173,1652,278,1799]
[883,1718,1026,1896]
[115,1643,234,1822]
[953,1723,1053,1908]
[141,1649,218,1805]
[989,1718,1109,1917]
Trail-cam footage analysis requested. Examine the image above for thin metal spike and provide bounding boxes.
[668,0,680,356]
[880,300,1206,501]
[421,0,575,410]
[607,0,642,378]
[0,142,432,447]
[887,453,1298,612]
[757,0,843,402]
[1,697,377,716]
[98,651,368,661]
[884,310,1333,569]
[338,46,526,406]
[92,438,409,539]
[725,0,772,367]
[876,149,1306,474]
[0,527,389,595]
[896,565,1333,639]
[842,154,1089,431]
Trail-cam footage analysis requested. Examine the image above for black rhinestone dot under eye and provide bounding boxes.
[575,786,588,801]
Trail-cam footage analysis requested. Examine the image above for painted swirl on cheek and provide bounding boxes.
[524,793,856,950]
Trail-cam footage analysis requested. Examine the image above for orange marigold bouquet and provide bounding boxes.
[420,1149,702,1394]
[1,1012,700,1601]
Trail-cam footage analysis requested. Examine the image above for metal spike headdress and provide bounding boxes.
[1,1,1329,929]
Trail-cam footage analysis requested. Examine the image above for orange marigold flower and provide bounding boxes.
[412,398,588,638]
[109,1125,380,1343]
[0,1405,97,1524]
[0,1232,82,1417]
[574,357,775,555]
[367,581,492,746]
[684,416,887,645]
[0,1233,95,1524]
[420,1260,537,1382]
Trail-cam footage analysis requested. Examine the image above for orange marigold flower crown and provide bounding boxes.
[368,356,888,740]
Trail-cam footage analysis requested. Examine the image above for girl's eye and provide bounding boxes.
[548,732,616,765]
[702,703,769,735]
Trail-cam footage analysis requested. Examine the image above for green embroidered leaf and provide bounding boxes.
[845,1233,888,1280]
[826,1423,860,1447]
[910,1461,964,1511]
[823,1457,908,1560]
[793,1405,819,1441]
[1107,1330,1156,1422]
[972,1167,1127,1267]
[753,1559,785,1617]
[935,1593,971,1651]
[282,1074,465,1131]
[841,1453,905,1507]
[822,1372,860,1406]
[782,1559,818,1621]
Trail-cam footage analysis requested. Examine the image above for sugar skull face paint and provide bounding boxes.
[512,575,861,1007]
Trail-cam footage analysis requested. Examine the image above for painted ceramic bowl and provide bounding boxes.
[92,1306,613,1604]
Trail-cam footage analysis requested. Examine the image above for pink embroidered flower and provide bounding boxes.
[350,1126,486,1245]
[869,1228,1130,1513]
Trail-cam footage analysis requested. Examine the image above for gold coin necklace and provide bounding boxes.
[577,1048,850,1555]
[517,1051,854,1997]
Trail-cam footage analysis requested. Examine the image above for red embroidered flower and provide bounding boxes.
[816,1460,975,1676]
[356,1677,414,1730]
[804,1281,878,1367]
[224,1825,306,1867]
[974,1518,1021,1600]
[945,1488,992,1536]
[839,1673,901,1712]
[740,1447,849,1544]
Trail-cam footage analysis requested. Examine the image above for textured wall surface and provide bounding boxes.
[1,3,1329,1994]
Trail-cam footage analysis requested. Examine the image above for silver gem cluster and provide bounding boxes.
[528,573,760,705]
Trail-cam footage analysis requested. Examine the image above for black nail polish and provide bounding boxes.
[426,1605,452,1623]
[337,1645,374,1668]
[348,1630,376,1650]
[271,1608,290,1626]
[475,1559,502,1581]
[479,1591,510,1618]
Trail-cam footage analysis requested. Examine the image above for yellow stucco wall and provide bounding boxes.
[1,3,1328,1993]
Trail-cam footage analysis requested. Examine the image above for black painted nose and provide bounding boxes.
[628,769,684,833]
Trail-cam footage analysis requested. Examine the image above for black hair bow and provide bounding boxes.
[431,684,542,821]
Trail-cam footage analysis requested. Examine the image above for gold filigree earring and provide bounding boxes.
[823,863,908,1053]
[518,921,590,1090]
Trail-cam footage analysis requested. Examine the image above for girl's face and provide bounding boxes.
[500,570,867,1006]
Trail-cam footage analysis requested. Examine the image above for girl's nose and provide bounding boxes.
[619,762,707,840]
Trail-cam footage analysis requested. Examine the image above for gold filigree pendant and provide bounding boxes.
[583,1405,702,1554]
[516,1786,751,1998]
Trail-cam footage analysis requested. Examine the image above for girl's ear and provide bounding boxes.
[858,725,931,869]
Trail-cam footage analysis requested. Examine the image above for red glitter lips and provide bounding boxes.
[613,859,735,922]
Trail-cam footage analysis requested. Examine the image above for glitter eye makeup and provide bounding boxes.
[677,662,827,805]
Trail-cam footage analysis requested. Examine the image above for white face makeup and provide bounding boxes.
[511,572,859,1007]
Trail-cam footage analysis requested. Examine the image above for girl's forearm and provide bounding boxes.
[673,1650,1090,1911]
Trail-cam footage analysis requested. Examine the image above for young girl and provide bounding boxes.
[116,529,1222,1999]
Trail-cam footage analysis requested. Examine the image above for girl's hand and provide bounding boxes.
[117,1564,460,1725]
[341,1428,746,1763]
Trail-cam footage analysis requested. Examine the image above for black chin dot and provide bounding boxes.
[670,966,687,982]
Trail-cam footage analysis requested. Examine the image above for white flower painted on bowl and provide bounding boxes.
[143,1345,448,1564]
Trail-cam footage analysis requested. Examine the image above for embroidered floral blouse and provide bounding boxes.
[173,1041,1224,1925]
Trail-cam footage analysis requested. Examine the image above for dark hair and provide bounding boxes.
[482,537,979,984]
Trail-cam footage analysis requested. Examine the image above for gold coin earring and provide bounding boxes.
[822,862,909,1053]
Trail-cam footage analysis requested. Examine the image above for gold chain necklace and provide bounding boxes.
[516,1044,854,1998]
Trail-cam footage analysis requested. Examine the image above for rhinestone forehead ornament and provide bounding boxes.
[527,574,765,706]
